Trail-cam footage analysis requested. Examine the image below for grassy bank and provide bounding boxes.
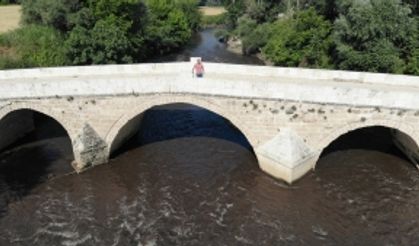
[0,5,21,69]
[200,6,226,28]
[0,5,20,33]
[199,6,226,16]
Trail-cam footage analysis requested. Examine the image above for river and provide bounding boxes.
[0,29,418,245]
[149,29,264,65]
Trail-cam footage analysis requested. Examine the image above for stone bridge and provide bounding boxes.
[1,62,419,183]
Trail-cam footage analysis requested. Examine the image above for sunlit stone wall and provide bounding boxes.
[1,63,418,182]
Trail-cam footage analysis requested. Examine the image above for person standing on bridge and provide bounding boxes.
[192,58,205,78]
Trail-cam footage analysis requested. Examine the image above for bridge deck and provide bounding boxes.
[1,63,419,110]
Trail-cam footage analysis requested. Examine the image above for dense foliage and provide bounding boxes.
[221,0,419,75]
[1,0,418,75]
[263,8,332,68]
[0,0,201,68]
[0,25,66,68]
[334,0,417,74]
[0,0,20,5]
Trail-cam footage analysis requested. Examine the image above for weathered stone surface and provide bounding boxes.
[256,128,318,183]
[1,62,419,183]
[109,113,144,155]
[72,124,108,172]
[392,130,419,169]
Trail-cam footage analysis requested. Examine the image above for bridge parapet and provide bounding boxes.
[1,62,418,87]
[1,63,419,110]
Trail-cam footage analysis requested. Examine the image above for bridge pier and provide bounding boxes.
[72,124,108,172]
[255,128,318,184]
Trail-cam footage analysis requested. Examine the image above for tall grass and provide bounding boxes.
[0,25,67,69]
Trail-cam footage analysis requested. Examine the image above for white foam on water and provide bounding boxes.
[36,228,79,239]
[62,234,92,246]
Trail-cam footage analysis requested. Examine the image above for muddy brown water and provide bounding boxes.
[0,30,418,245]
[0,106,418,246]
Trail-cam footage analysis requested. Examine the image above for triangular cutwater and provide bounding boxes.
[256,128,314,168]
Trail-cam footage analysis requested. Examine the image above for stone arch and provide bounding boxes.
[0,102,76,158]
[105,95,257,158]
[314,119,419,168]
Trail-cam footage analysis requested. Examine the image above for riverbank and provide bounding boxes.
[199,6,226,16]
[225,37,272,65]
[0,5,225,33]
[148,29,264,65]
[0,5,20,33]
[200,7,226,28]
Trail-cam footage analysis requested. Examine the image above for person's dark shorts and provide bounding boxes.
[196,73,203,78]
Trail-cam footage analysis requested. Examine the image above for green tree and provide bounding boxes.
[21,0,83,32]
[333,0,418,74]
[65,16,140,64]
[241,23,273,54]
[175,0,202,31]
[0,0,20,4]
[0,25,67,67]
[63,0,148,65]
[246,0,282,23]
[263,8,333,68]
[224,0,246,29]
[16,0,200,67]
[235,15,257,37]
[402,0,419,15]
[145,0,192,55]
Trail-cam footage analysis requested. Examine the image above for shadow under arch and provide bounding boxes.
[0,104,77,144]
[315,121,419,170]
[106,100,257,162]
[0,108,75,217]
[0,108,75,171]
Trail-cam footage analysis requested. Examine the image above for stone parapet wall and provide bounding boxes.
[1,63,419,110]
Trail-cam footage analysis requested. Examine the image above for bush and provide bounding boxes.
[64,0,149,65]
[241,23,273,55]
[234,16,257,37]
[214,28,230,42]
[333,0,418,74]
[17,0,200,66]
[263,8,333,68]
[224,0,246,30]
[202,13,226,27]
[405,47,419,75]
[144,0,192,56]
[0,56,31,69]
[21,0,83,32]
[65,16,138,65]
[0,0,20,5]
[176,0,202,31]
[0,25,67,69]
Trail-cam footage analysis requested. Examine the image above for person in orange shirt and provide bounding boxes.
[192,58,205,78]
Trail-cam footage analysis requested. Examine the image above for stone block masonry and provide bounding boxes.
[1,62,419,183]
